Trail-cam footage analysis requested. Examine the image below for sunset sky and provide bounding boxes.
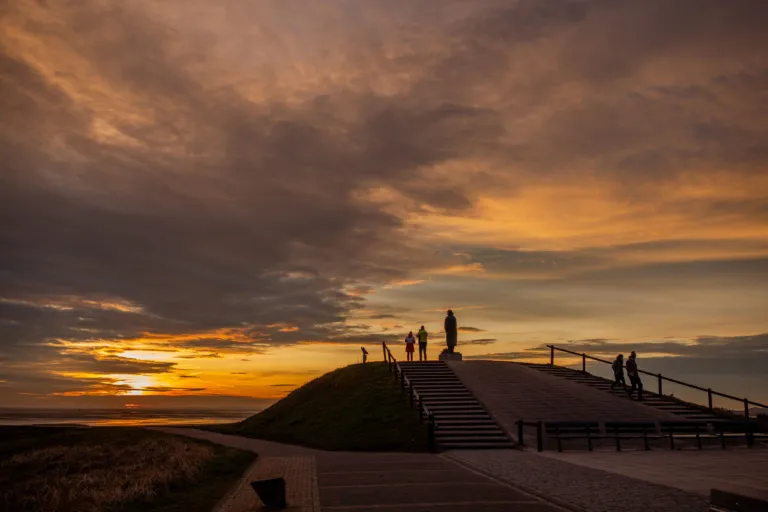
[1,0,767,409]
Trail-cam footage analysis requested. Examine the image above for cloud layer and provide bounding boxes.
[1,0,767,404]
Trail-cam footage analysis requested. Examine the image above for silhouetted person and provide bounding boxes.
[610,354,626,391]
[626,351,643,400]
[417,325,428,361]
[405,331,416,362]
[444,310,457,353]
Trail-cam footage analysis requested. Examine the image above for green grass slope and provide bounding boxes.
[215,362,429,451]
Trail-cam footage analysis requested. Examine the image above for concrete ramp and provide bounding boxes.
[449,361,680,438]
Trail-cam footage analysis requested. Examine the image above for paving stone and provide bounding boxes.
[319,482,531,507]
[322,502,563,511]
[215,456,319,512]
[450,450,709,512]
[318,468,487,486]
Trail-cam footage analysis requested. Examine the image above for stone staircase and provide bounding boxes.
[521,363,723,422]
[398,361,515,449]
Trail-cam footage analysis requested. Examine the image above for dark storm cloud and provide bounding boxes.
[469,333,768,376]
[452,241,768,280]
[54,353,177,374]
[466,339,497,345]
[458,326,485,332]
[176,353,223,359]
[1,0,767,400]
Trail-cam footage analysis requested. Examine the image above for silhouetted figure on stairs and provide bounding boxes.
[444,310,457,353]
[610,354,627,391]
[626,351,643,400]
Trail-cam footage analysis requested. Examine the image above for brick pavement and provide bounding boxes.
[451,450,709,512]
[448,361,679,441]
[541,448,768,496]
[215,456,319,512]
[158,429,572,511]
[315,451,570,512]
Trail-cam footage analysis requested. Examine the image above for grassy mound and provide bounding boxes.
[0,426,255,512]
[215,362,429,451]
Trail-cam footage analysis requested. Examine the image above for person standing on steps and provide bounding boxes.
[404,331,416,362]
[444,310,458,354]
[626,351,643,400]
[417,325,429,361]
[610,354,626,391]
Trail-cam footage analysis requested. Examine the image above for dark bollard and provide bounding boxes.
[251,478,287,510]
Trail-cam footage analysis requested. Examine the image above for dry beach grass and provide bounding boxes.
[0,426,255,512]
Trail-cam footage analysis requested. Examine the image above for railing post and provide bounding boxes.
[582,353,586,372]
[419,397,424,422]
[428,413,435,452]
[657,374,663,396]
[744,398,750,419]
[517,421,524,446]
[382,341,386,362]
[536,421,543,452]
[708,388,713,410]
[550,346,554,366]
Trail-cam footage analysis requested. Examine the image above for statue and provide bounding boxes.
[444,309,457,353]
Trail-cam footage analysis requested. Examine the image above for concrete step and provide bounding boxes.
[433,415,493,422]
[427,403,485,412]
[423,402,481,408]
[432,413,491,419]
[438,441,516,449]
[421,399,479,405]
[409,378,461,382]
[438,424,502,431]
[430,410,485,416]
[436,430,507,437]
[432,416,499,429]
[419,394,474,400]
[436,434,510,442]
[405,372,459,380]
[412,387,469,392]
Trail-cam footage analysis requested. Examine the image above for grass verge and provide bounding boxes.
[0,426,255,512]
[210,362,429,451]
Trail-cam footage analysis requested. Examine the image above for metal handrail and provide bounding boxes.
[547,344,767,418]
[382,341,437,450]
[518,418,763,452]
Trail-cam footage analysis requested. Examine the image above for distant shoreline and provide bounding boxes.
[0,407,255,427]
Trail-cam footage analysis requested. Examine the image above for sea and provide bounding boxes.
[0,408,255,427]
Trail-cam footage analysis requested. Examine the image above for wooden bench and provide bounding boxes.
[711,420,767,449]
[543,421,600,452]
[604,421,657,451]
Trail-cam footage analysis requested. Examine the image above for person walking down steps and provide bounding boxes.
[610,354,627,391]
[444,310,458,354]
[404,331,416,362]
[417,325,428,361]
[626,351,643,400]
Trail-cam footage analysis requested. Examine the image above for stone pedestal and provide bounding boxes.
[439,351,463,362]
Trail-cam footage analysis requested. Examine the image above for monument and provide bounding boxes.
[439,309,462,361]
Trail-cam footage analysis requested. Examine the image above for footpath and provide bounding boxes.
[156,428,570,512]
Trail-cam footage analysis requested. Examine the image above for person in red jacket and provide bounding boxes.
[626,351,643,400]
[404,331,416,362]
